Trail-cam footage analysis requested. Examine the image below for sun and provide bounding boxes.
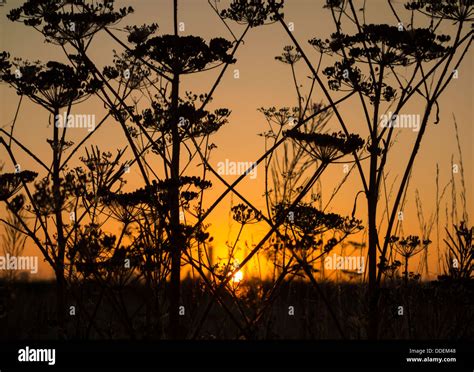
[232,270,243,283]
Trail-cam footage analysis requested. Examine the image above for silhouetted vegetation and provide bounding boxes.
[0,0,472,341]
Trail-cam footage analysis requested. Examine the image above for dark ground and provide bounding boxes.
[0,278,472,340]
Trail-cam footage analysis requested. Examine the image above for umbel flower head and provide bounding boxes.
[284,129,364,162]
[0,171,37,201]
[406,0,473,22]
[322,58,397,103]
[311,24,451,102]
[103,50,153,91]
[31,172,84,215]
[7,0,133,45]
[220,0,284,27]
[272,202,363,250]
[275,45,302,65]
[0,54,102,111]
[132,35,236,75]
[273,203,363,235]
[310,25,450,67]
[390,235,431,259]
[258,106,300,127]
[101,176,212,212]
[231,204,263,225]
[137,93,231,139]
[68,223,117,279]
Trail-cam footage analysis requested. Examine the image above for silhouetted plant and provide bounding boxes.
[0,210,28,282]
[389,235,431,284]
[261,0,472,339]
[220,0,284,27]
[7,0,133,46]
[0,0,471,343]
[442,222,473,280]
[285,130,364,163]
[0,171,37,201]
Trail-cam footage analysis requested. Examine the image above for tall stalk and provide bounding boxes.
[168,0,182,339]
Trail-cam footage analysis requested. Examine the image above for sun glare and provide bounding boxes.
[232,270,243,283]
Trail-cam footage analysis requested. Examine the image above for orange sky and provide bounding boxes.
[0,0,472,280]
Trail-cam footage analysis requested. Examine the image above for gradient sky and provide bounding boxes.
[0,0,472,280]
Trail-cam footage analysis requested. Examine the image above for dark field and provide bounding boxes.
[1,278,472,340]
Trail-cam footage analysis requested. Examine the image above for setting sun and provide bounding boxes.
[232,270,244,283]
